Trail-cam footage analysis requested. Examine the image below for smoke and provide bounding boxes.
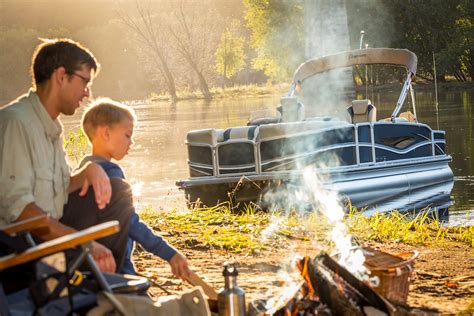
[300,0,354,119]
[257,1,378,285]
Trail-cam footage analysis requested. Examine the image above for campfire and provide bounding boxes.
[247,247,435,316]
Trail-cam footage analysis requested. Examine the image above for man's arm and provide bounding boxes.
[69,161,111,210]
[16,202,116,272]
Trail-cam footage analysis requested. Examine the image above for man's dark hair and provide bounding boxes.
[31,38,100,88]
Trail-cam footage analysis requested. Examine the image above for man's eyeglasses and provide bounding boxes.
[72,72,92,88]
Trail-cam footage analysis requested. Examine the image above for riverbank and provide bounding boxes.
[147,83,290,102]
[132,206,473,314]
[144,80,473,103]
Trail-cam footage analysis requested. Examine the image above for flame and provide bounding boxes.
[296,256,316,299]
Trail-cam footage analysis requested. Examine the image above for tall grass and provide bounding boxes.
[140,203,271,253]
[139,204,473,254]
[346,208,474,247]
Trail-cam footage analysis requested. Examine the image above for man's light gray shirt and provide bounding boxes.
[0,90,70,226]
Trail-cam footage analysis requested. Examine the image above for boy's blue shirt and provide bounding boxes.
[78,155,177,274]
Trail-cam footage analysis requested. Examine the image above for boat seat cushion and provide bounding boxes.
[221,126,258,142]
[277,101,305,122]
[247,109,281,126]
[186,129,218,145]
[346,99,377,124]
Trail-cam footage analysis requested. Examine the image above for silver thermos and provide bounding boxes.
[218,262,246,316]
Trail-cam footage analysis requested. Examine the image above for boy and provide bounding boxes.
[79,98,191,278]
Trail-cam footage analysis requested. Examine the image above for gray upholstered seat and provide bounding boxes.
[277,96,305,122]
[186,129,218,145]
[346,99,376,124]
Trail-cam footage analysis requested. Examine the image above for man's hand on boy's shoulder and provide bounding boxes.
[72,161,111,209]
[80,162,111,209]
[169,252,191,280]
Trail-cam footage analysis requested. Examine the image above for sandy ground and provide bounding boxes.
[132,238,473,314]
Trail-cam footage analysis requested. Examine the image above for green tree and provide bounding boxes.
[347,0,473,81]
[243,0,304,82]
[215,21,246,86]
[456,0,474,80]
[377,0,470,81]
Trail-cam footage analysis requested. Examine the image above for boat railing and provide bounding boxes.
[186,121,447,178]
[391,71,415,122]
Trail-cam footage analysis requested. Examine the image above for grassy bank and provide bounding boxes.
[146,80,472,102]
[139,203,473,255]
[148,83,290,102]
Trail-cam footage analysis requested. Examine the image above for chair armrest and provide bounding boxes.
[0,221,119,270]
[1,215,50,235]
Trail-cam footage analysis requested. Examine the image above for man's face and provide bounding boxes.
[59,64,93,116]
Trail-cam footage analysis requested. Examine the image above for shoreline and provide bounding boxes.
[144,81,473,103]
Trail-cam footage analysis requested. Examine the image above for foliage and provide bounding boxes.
[64,129,89,164]
[1,0,472,104]
[243,0,305,82]
[241,0,473,83]
[215,20,246,82]
[346,0,474,81]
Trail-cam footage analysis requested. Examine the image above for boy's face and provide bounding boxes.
[108,118,134,161]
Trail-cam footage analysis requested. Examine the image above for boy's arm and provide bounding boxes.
[69,161,111,210]
[128,214,191,279]
[128,213,177,261]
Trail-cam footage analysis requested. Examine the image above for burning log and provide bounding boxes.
[249,251,438,316]
[305,253,395,315]
[298,254,395,315]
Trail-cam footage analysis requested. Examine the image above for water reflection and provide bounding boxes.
[62,88,473,226]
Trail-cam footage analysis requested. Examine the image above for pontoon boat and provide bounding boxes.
[176,48,454,212]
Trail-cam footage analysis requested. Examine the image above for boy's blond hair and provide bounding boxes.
[81,98,136,141]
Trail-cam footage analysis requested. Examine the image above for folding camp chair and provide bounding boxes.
[0,215,150,315]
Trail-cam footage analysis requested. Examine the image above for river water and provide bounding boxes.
[62,87,474,226]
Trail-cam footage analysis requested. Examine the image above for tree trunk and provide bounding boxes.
[117,3,178,103]
[196,69,212,99]
[169,5,213,100]
[466,60,474,81]
[181,49,211,99]
[153,48,178,103]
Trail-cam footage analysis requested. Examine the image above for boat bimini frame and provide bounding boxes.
[288,48,419,122]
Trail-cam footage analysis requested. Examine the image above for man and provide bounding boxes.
[0,38,133,273]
